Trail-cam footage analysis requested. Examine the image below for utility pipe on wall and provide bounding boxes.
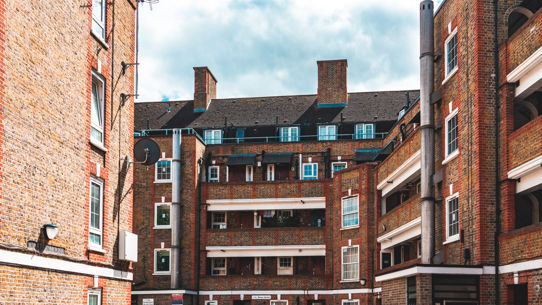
[419,0,435,264]
[171,129,182,288]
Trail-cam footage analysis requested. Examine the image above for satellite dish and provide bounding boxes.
[134,139,160,165]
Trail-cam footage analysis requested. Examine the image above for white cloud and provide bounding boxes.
[136,0,422,101]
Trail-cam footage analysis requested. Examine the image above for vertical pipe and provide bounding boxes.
[171,129,182,288]
[493,0,501,302]
[419,0,435,265]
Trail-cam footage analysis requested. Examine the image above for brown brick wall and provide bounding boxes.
[506,9,542,73]
[508,115,542,169]
[206,227,325,246]
[317,60,347,105]
[377,128,420,184]
[380,278,407,305]
[377,195,421,237]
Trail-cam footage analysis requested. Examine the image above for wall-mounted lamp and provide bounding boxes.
[360,279,367,286]
[43,224,59,240]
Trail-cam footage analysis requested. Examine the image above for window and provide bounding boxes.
[302,163,318,180]
[92,0,106,39]
[276,210,293,218]
[89,178,103,249]
[211,212,227,229]
[254,257,262,275]
[88,290,101,305]
[446,194,460,242]
[208,166,219,182]
[355,123,375,139]
[205,301,218,305]
[280,126,299,142]
[211,258,226,276]
[267,164,275,181]
[91,72,105,145]
[341,246,359,281]
[155,159,172,182]
[246,165,253,182]
[342,196,359,228]
[154,249,171,274]
[318,125,337,141]
[204,129,222,145]
[445,109,459,158]
[254,212,262,228]
[236,128,245,143]
[154,202,171,229]
[342,300,359,305]
[381,251,392,269]
[277,257,293,275]
[444,29,458,78]
[332,162,347,177]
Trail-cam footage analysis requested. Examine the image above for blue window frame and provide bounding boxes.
[302,163,318,180]
[280,127,299,142]
[355,124,375,139]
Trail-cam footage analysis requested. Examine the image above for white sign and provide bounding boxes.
[252,295,271,300]
[142,299,154,305]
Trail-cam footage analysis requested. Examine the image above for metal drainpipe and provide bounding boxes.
[171,129,182,288]
[419,0,435,265]
[493,0,501,302]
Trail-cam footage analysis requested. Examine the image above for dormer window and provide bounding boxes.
[355,123,375,139]
[280,126,299,142]
[204,129,222,144]
[318,125,337,141]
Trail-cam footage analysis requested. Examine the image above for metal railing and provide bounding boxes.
[135,129,387,145]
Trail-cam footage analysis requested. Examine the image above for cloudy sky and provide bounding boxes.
[136,0,445,102]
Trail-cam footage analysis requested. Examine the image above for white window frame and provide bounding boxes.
[444,108,459,162]
[267,164,275,181]
[254,257,262,275]
[211,212,227,229]
[445,193,460,244]
[270,301,288,305]
[355,123,375,139]
[280,126,299,143]
[88,289,102,305]
[331,161,348,177]
[154,248,171,275]
[318,125,337,141]
[341,195,359,229]
[208,165,220,182]
[211,257,227,276]
[89,177,104,250]
[246,165,254,182]
[277,256,293,275]
[91,0,106,40]
[342,300,359,305]
[154,159,172,183]
[205,129,223,145]
[90,71,105,147]
[302,163,318,180]
[443,28,458,81]
[154,202,171,229]
[341,245,359,281]
[205,301,218,305]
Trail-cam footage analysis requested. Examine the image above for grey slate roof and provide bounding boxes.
[134,90,419,131]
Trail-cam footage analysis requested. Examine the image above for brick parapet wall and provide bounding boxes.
[205,180,326,200]
[508,115,542,169]
[377,195,421,237]
[199,275,327,291]
[376,128,420,184]
[206,227,325,247]
[505,8,542,73]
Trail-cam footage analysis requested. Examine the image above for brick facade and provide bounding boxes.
[0,0,136,303]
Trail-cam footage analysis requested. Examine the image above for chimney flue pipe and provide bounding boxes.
[420,0,435,265]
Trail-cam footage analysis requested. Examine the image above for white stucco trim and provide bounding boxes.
[0,249,132,281]
[207,197,326,211]
[375,265,495,282]
[377,217,421,250]
[377,151,421,197]
[507,46,542,99]
[499,258,542,274]
[206,245,326,258]
[507,155,542,193]
[132,289,377,296]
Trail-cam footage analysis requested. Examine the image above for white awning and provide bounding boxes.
[206,197,326,211]
[377,217,421,250]
[206,245,326,257]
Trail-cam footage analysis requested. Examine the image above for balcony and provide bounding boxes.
[200,274,327,291]
[509,115,542,171]
[377,128,420,188]
[506,8,542,75]
[206,227,325,247]
[205,180,327,200]
[378,195,421,234]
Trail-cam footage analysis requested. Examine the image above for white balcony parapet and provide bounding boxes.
[377,217,421,250]
[377,150,421,197]
[206,245,326,257]
[507,46,542,99]
[508,154,542,193]
[206,197,326,211]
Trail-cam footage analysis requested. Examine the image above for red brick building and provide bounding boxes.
[132,0,542,304]
[0,0,137,304]
[132,61,418,305]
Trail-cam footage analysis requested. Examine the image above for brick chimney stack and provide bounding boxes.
[193,67,217,112]
[317,59,348,108]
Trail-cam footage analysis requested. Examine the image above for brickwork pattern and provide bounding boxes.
[317,60,347,105]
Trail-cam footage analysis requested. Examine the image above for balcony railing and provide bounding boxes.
[509,115,542,170]
[506,9,542,73]
[377,128,420,185]
[199,274,327,290]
